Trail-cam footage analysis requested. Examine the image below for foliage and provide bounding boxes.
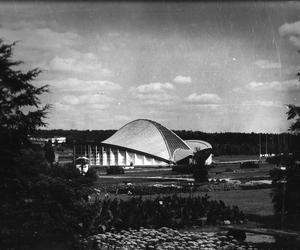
[36,128,300,156]
[81,195,245,232]
[286,104,300,133]
[192,149,209,182]
[44,140,55,165]
[0,40,100,248]
[85,228,255,250]
[0,40,49,152]
[172,164,199,174]
[270,72,300,229]
[239,161,259,169]
[1,148,100,248]
[270,163,300,229]
[266,154,295,166]
[106,165,125,175]
[193,166,209,183]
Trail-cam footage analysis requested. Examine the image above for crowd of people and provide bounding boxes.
[91,195,245,232]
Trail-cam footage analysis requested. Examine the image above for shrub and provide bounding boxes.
[240,161,259,169]
[193,166,209,183]
[270,162,300,229]
[172,164,195,174]
[106,166,124,175]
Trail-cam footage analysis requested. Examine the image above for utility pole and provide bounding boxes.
[281,177,286,230]
[266,134,268,156]
[259,133,261,159]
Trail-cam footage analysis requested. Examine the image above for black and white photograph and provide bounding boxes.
[1,1,300,249]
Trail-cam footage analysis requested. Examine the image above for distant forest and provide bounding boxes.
[34,129,300,156]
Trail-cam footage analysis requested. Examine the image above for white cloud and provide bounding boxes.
[279,21,300,48]
[0,21,113,79]
[48,54,113,77]
[133,92,177,106]
[185,93,222,104]
[46,78,121,92]
[173,75,192,84]
[232,88,246,94]
[241,100,282,108]
[246,79,300,92]
[130,82,177,105]
[61,95,80,105]
[0,22,79,51]
[61,93,114,106]
[134,82,174,93]
[254,59,281,69]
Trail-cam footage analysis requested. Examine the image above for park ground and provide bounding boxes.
[95,154,274,219]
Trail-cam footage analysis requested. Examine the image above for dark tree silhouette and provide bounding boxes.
[270,71,300,230]
[44,140,55,166]
[287,104,300,133]
[0,39,51,246]
[0,39,49,158]
[0,40,104,249]
[192,148,209,182]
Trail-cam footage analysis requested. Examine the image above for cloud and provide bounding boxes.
[130,82,177,105]
[254,59,281,69]
[185,93,222,104]
[132,92,177,106]
[45,78,121,92]
[232,87,246,94]
[0,22,79,51]
[48,54,113,77]
[60,93,114,106]
[279,21,300,48]
[0,21,79,66]
[241,100,282,108]
[173,75,192,84]
[134,82,174,93]
[245,79,300,92]
[0,21,113,78]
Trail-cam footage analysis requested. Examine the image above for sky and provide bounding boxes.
[1,1,300,132]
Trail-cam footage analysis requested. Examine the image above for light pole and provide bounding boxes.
[259,133,261,159]
[281,176,287,230]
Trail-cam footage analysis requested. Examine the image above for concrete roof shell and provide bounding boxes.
[185,140,212,152]
[102,119,192,162]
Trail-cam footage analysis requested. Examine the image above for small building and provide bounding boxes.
[30,136,66,145]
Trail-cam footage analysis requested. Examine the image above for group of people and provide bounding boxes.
[92,195,245,232]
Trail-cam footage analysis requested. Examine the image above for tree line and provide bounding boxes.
[34,129,300,156]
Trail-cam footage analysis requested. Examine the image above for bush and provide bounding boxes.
[193,166,209,183]
[240,161,259,169]
[270,162,300,229]
[0,149,100,248]
[82,195,245,231]
[106,166,124,175]
[267,154,295,166]
[172,164,195,174]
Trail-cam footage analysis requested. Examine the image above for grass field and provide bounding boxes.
[213,155,261,162]
[209,163,274,180]
[95,157,275,220]
[203,188,273,216]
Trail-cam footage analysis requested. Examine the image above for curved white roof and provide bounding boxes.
[185,140,212,152]
[102,119,192,162]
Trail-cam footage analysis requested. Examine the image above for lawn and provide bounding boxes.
[209,163,274,180]
[202,188,274,216]
[213,155,261,163]
[94,155,276,218]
